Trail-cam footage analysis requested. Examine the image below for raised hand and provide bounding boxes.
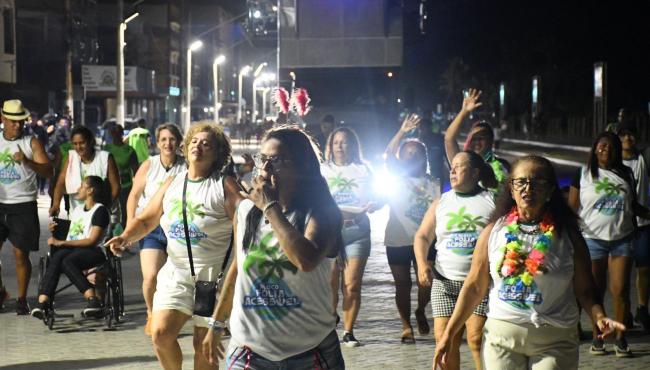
[240,175,279,211]
[461,88,483,113]
[399,113,421,134]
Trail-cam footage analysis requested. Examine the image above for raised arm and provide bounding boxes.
[444,89,483,163]
[15,137,53,178]
[414,199,438,286]
[385,113,421,159]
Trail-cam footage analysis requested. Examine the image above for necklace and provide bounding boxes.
[495,207,554,286]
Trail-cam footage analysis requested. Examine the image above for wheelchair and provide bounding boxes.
[36,245,124,330]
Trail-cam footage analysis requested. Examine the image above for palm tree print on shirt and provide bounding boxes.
[404,182,435,224]
[242,232,301,321]
[328,172,360,205]
[593,177,626,216]
[168,198,208,244]
[445,206,486,255]
[0,148,20,184]
[68,219,85,240]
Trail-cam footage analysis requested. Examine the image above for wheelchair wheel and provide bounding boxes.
[46,309,54,330]
[37,256,48,293]
[104,284,114,329]
[114,258,124,321]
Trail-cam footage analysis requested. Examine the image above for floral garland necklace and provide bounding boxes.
[495,207,555,286]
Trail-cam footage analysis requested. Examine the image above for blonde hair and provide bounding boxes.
[182,121,231,174]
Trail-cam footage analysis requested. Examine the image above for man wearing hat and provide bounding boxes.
[444,88,510,187]
[0,99,53,314]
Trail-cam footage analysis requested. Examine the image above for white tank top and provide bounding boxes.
[0,134,37,204]
[66,203,108,248]
[68,150,110,212]
[385,175,440,247]
[320,161,374,213]
[487,218,579,328]
[160,171,231,270]
[136,155,186,215]
[578,167,635,240]
[623,155,650,227]
[434,189,495,281]
[229,200,335,361]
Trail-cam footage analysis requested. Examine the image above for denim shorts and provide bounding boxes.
[226,330,345,369]
[634,226,650,267]
[585,236,633,260]
[140,226,167,251]
[342,214,371,259]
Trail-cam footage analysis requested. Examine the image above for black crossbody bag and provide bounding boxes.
[182,173,233,317]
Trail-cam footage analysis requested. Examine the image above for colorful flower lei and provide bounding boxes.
[495,207,555,286]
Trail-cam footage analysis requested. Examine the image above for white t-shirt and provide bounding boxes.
[384,175,440,247]
[434,189,495,281]
[623,155,650,227]
[487,218,579,328]
[0,134,37,204]
[160,171,231,270]
[576,167,635,241]
[320,161,374,213]
[136,155,186,215]
[229,199,335,361]
[66,203,109,248]
[68,150,110,212]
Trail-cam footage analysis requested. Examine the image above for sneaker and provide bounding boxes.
[15,298,29,315]
[635,306,650,332]
[82,297,103,318]
[341,332,360,348]
[30,302,49,320]
[614,338,632,358]
[589,339,607,356]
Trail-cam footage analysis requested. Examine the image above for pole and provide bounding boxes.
[117,21,125,127]
[237,73,243,124]
[213,61,219,124]
[65,0,74,121]
[185,48,192,131]
[252,79,258,123]
[262,87,268,119]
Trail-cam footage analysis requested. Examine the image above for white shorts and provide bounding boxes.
[153,260,221,327]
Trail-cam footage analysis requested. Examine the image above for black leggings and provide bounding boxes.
[39,247,106,298]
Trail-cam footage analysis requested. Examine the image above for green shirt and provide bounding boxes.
[105,143,136,188]
[60,142,73,172]
[127,127,150,163]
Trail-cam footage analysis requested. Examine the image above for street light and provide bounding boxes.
[213,54,226,124]
[184,40,204,131]
[237,65,252,123]
[117,11,139,128]
[258,73,276,119]
[254,73,275,122]
[252,63,268,123]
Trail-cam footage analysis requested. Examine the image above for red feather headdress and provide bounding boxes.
[272,87,290,114]
[290,88,311,117]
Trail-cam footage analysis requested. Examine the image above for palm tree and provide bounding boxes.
[446,206,485,232]
[595,177,626,196]
[69,219,84,238]
[0,149,16,167]
[327,173,346,189]
[169,198,205,221]
[338,178,358,192]
[243,232,298,281]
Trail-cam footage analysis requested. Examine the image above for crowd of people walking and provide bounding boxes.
[0,89,648,370]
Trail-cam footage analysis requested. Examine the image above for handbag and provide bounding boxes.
[182,173,233,317]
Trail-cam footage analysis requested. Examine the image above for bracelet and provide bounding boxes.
[207,317,227,330]
[262,200,279,214]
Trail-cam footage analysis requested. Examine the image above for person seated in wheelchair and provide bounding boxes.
[31,176,111,319]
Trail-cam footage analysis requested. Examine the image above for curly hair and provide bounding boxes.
[490,155,579,235]
[182,121,231,175]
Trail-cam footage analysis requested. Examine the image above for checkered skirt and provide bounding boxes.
[431,273,488,317]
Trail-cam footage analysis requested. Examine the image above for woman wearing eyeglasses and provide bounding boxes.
[414,151,496,370]
[320,126,379,347]
[434,155,623,370]
[444,89,510,188]
[107,122,242,370]
[384,114,441,343]
[568,132,650,357]
[202,125,345,369]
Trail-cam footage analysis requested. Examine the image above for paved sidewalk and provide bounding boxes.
[2,197,650,369]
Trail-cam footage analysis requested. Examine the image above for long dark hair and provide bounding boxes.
[84,175,111,207]
[242,125,343,255]
[460,150,498,189]
[71,125,96,156]
[398,138,428,176]
[324,127,364,164]
[588,131,634,184]
[490,155,579,235]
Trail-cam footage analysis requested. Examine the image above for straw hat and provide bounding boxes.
[1,99,30,121]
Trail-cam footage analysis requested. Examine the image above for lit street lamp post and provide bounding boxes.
[255,73,275,122]
[117,12,139,128]
[237,65,252,124]
[252,63,268,123]
[185,40,204,132]
[213,54,226,124]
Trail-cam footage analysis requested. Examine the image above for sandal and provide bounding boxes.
[415,308,430,335]
[401,327,415,344]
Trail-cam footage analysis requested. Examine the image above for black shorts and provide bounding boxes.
[386,245,436,266]
[0,202,40,252]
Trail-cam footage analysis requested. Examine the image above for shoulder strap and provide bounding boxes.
[181,173,197,279]
[220,176,234,275]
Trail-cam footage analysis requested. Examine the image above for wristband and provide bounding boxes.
[263,200,279,214]
[208,317,227,330]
